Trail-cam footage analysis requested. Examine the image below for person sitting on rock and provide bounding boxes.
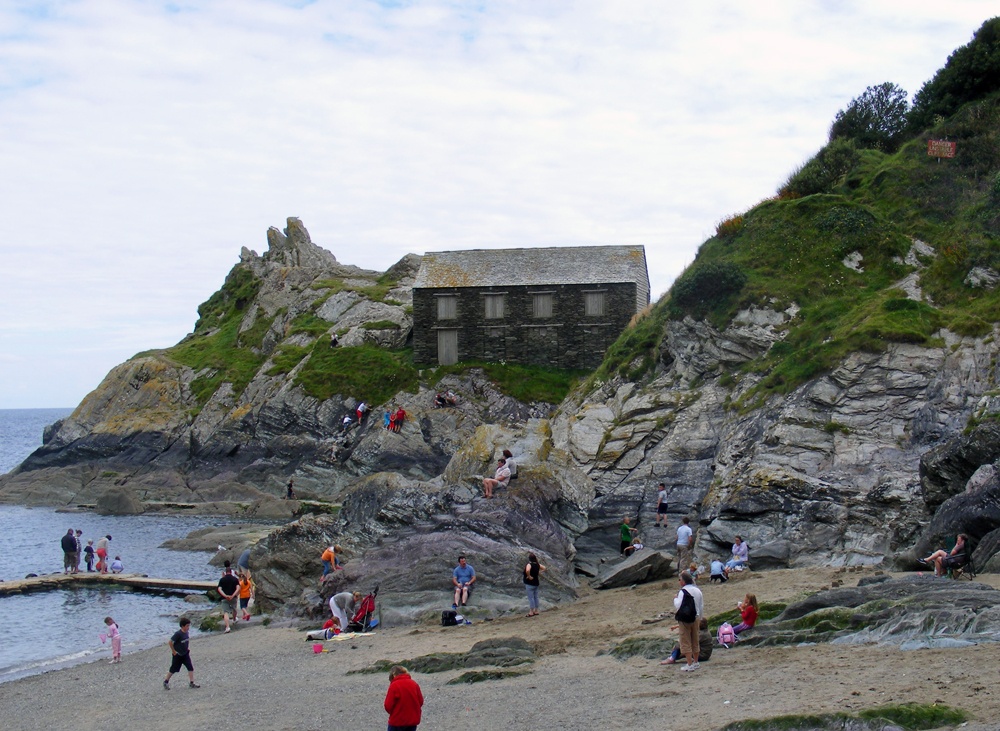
[725,536,749,573]
[482,458,510,499]
[734,593,758,636]
[624,537,644,557]
[920,533,969,577]
[452,556,476,608]
[502,449,517,480]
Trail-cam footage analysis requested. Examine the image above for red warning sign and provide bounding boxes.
[927,140,956,158]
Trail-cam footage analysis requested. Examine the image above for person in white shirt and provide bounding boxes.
[676,516,694,569]
[482,458,511,499]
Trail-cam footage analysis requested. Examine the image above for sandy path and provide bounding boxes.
[2,566,998,731]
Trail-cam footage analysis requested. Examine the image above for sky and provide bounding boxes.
[1,1,996,409]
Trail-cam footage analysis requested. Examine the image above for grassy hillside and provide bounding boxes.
[607,20,1000,408]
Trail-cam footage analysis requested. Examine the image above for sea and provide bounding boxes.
[0,408,229,684]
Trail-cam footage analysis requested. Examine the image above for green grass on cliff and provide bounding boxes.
[295,339,419,404]
[664,92,1000,405]
[430,361,588,405]
[163,267,272,407]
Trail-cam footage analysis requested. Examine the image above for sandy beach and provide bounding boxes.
[3,566,1000,731]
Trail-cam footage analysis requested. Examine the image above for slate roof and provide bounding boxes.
[413,245,650,306]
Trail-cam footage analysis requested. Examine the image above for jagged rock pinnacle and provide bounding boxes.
[263,217,339,269]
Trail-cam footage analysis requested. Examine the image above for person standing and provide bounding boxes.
[96,535,111,574]
[673,570,704,672]
[60,529,77,574]
[217,561,240,634]
[286,479,296,500]
[619,517,637,555]
[654,483,669,528]
[237,548,251,578]
[676,517,694,569]
[163,617,199,689]
[74,530,84,573]
[84,540,96,572]
[384,665,423,731]
[238,571,254,622]
[329,590,361,632]
[104,617,122,663]
[452,556,476,608]
[523,552,545,617]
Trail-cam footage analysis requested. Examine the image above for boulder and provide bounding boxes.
[591,550,674,590]
[749,575,1000,649]
[95,486,144,515]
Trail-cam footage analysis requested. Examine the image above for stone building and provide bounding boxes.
[412,245,650,369]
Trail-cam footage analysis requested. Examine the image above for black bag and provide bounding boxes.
[675,588,697,623]
[441,609,458,626]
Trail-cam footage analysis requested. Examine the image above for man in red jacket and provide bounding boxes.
[384,665,423,731]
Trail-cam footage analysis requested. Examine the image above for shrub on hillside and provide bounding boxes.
[908,17,1000,132]
[670,261,747,313]
[779,138,859,197]
[829,82,909,152]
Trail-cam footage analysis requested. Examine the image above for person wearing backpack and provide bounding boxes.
[672,570,704,672]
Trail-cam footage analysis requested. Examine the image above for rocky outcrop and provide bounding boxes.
[551,307,1000,571]
[590,550,674,590]
[95,486,144,515]
[749,575,1000,649]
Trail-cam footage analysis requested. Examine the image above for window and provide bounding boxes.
[437,295,457,320]
[484,294,505,319]
[584,291,606,316]
[532,293,553,318]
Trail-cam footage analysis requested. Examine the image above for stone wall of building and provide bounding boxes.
[412,282,639,369]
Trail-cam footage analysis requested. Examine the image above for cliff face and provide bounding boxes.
[551,301,1000,570]
[0,218,426,506]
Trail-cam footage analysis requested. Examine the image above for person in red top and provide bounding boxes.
[734,592,758,636]
[384,665,423,731]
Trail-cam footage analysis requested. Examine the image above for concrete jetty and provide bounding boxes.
[0,572,216,597]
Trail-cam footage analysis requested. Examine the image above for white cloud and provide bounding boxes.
[0,0,996,407]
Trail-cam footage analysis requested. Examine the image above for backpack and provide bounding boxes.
[441,609,458,626]
[717,621,736,647]
[674,588,697,623]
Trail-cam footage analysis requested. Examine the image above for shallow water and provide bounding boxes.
[0,506,229,684]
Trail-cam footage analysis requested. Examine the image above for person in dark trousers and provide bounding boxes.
[384,665,423,731]
[217,561,240,633]
[61,529,78,574]
[164,617,199,689]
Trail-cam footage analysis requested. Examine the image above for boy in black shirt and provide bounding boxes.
[164,617,199,689]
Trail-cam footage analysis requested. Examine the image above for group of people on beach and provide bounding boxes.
[59,528,121,574]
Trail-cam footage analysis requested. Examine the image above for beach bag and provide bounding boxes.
[441,609,458,626]
[717,621,736,648]
[674,588,696,623]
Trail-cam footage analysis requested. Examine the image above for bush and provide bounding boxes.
[670,261,748,313]
[829,82,909,152]
[909,17,1000,132]
[780,138,859,197]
